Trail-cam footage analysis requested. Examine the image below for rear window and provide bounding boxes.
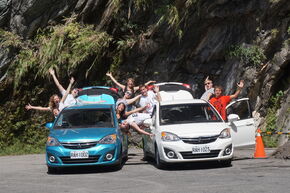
[78,88,120,102]
[160,103,222,125]
[158,84,194,97]
[54,108,114,129]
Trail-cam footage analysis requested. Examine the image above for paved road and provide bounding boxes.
[0,148,289,193]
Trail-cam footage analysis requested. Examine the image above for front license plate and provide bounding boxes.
[192,146,210,154]
[70,150,89,159]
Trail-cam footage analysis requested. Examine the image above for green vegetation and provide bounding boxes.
[269,0,281,3]
[0,17,114,155]
[155,3,183,39]
[0,100,50,156]
[133,0,153,11]
[228,45,266,66]
[263,91,284,147]
[0,17,113,89]
[270,28,279,38]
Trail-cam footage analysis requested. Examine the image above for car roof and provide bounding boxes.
[160,99,207,106]
[64,104,113,110]
[77,86,120,104]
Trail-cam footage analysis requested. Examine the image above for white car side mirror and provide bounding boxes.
[227,114,240,122]
[143,118,153,127]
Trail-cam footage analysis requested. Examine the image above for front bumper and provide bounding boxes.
[157,138,233,163]
[46,143,121,167]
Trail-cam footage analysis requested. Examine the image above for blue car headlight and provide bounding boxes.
[99,134,117,144]
[46,137,61,146]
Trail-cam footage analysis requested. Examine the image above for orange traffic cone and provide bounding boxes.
[254,129,267,158]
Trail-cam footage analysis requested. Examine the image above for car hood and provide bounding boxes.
[159,122,227,138]
[51,127,116,142]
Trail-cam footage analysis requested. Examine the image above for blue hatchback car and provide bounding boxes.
[45,87,128,173]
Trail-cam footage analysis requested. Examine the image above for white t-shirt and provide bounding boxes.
[127,113,151,125]
[61,90,77,106]
[200,88,214,101]
[139,90,157,115]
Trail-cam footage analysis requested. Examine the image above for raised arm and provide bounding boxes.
[204,76,209,91]
[133,80,156,91]
[126,94,142,105]
[153,86,161,102]
[144,80,156,86]
[60,77,75,103]
[49,68,65,93]
[106,72,125,90]
[25,104,51,111]
[230,80,244,99]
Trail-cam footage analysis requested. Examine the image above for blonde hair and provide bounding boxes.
[48,94,59,109]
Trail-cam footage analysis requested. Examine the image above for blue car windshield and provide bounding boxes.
[54,108,114,129]
[160,103,222,125]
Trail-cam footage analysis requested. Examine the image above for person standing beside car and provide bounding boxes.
[200,76,214,101]
[209,80,244,121]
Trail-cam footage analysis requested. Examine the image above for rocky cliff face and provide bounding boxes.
[0,0,289,145]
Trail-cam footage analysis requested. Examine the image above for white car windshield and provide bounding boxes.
[160,103,222,125]
[54,108,114,129]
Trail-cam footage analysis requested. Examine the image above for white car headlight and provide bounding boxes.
[99,134,117,144]
[219,128,231,139]
[46,137,61,146]
[161,132,180,142]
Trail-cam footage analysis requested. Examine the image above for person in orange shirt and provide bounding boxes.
[209,80,244,121]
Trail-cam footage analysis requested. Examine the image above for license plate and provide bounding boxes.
[70,150,89,159]
[192,146,210,154]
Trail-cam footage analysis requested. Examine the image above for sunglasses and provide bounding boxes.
[125,92,132,95]
[204,82,212,85]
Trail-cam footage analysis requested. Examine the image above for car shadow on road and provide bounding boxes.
[47,163,126,175]
[144,158,232,171]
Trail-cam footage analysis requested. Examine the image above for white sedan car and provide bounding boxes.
[142,85,256,168]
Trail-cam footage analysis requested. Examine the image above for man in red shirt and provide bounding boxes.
[209,80,244,121]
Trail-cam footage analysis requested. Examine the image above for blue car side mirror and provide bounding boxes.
[45,122,53,130]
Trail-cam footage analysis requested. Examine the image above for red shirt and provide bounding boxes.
[209,96,231,120]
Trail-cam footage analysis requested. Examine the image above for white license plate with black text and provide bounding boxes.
[70,150,89,159]
[192,146,210,154]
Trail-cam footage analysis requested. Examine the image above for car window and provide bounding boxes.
[226,100,252,119]
[160,103,222,125]
[54,108,114,129]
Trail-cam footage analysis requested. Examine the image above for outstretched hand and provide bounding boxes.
[49,68,55,76]
[237,80,244,89]
[25,104,32,110]
[106,72,112,77]
[205,76,209,81]
[70,77,75,84]
[153,85,160,93]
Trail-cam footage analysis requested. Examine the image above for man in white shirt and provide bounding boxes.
[200,76,214,101]
[138,85,161,115]
[120,113,154,137]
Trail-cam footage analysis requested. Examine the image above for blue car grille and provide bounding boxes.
[60,155,100,164]
[181,135,219,144]
[180,150,221,159]
[61,141,98,149]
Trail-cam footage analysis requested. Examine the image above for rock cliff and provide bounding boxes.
[0,0,289,146]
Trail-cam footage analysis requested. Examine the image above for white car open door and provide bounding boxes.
[226,98,256,148]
